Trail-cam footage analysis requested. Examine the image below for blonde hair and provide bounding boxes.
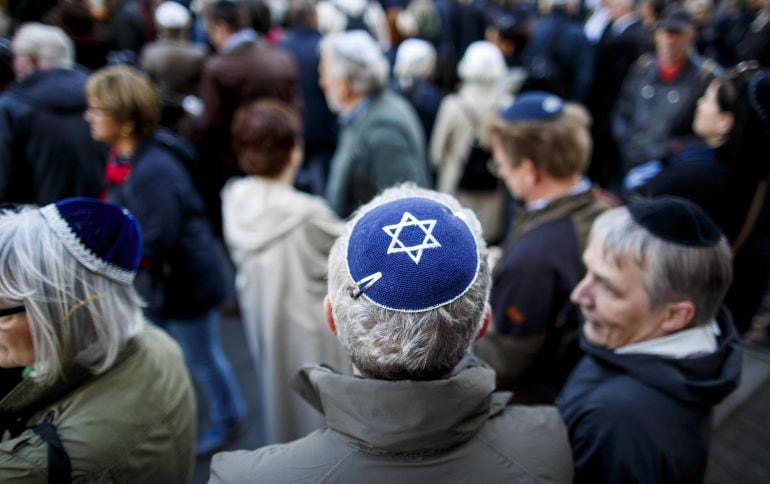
[86,65,160,139]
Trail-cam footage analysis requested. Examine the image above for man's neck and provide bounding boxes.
[523,175,585,207]
[340,94,366,115]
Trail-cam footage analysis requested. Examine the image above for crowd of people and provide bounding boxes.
[0,0,768,482]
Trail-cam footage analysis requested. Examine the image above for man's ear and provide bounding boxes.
[474,303,492,342]
[324,295,337,335]
[718,112,735,138]
[519,157,539,185]
[661,300,697,333]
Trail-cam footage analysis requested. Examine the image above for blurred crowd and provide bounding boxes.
[0,0,769,481]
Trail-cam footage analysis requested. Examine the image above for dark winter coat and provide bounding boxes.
[557,310,742,483]
[0,68,105,204]
[108,131,226,320]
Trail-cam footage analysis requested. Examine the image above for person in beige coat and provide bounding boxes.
[430,41,511,243]
[222,99,350,444]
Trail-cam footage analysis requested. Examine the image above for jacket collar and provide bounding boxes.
[0,335,141,416]
[292,357,510,455]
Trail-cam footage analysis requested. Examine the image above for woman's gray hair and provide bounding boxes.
[590,206,733,326]
[320,30,389,96]
[457,40,506,84]
[0,207,144,384]
[327,184,491,380]
[12,23,74,69]
[394,38,436,86]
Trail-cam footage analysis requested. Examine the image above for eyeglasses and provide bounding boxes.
[0,306,25,317]
[85,105,113,117]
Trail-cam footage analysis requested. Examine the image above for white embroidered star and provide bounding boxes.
[382,211,441,264]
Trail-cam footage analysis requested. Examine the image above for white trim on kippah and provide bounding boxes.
[40,204,136,286]
[345,196,481,313]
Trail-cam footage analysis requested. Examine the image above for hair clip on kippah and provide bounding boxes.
[348,272,383,299]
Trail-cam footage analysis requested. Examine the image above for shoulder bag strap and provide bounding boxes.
[732,180,767,255]
[32,411,72,484]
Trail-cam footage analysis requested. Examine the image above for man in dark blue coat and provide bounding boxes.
[278,1,338,196]
[557,197,742,483]
[0,23,105,205]
[521,0,594,102]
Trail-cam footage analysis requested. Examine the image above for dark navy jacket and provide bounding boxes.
[523,9,594,102]
[557,310,742,484]
[278,26,337,154]
[0,68,105,204]
[108,131,225,320]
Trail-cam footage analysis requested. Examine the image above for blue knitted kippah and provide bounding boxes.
[40,197,142,285]
[346,197,480,312]
[629,196,721,247]
[500,91,564,122]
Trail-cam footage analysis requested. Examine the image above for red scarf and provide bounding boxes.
[657,58,686,83]
[102,149,132,200]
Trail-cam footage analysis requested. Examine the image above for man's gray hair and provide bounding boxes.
[0,207,144,384]
[327,185,491,380]
[320,29,389,96]
[12,23,74,69]
[590,206,733,326]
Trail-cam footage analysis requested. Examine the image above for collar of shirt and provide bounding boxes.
[222,28,258,54]
[614,320,720,358]
[524,177,592,211]
[338,97,372,126]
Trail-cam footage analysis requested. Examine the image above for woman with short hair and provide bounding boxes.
[0,197,195,481]
[84,65,245,455]
[223,99,350,444]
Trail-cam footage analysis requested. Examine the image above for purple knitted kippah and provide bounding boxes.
[40,197,142,285]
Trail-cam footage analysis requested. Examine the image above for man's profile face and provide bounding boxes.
[655,28,693,65]
[570,234,668,349]
[318,55,347,114]
[11,45,35,81]
[491,133,529,201]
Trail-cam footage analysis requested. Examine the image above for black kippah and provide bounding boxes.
[629,196,722,247]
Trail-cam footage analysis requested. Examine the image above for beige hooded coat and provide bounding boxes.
[222,177,351,444]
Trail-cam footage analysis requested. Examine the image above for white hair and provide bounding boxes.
[589,206,733,326]
[457,40,506,84]
[320,29,389,95]
[0,207,145,384]
[12,22,74,69]
[155,1,192,29]
[327,184,491,380]
[394,38,436,86]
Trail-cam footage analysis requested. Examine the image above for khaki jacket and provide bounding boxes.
[210,358,573,483]
[0,325,196,483]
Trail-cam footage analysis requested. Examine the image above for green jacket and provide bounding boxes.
[325,91,430,218]
[0,325,196,483]
[210,358,573,483]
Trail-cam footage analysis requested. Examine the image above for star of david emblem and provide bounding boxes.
[382,211,441,264]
